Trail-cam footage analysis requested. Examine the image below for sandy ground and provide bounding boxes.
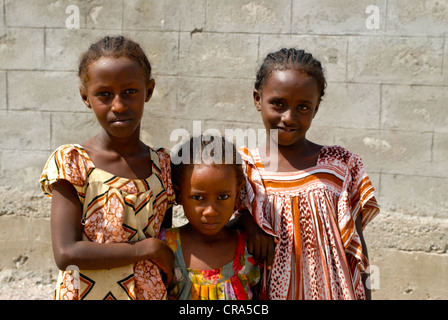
[0,277,54,300]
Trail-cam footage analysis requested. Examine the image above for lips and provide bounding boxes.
[201,221,220,229]
[109,118,133,126]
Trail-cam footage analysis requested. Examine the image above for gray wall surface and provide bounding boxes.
[0,0,447,299]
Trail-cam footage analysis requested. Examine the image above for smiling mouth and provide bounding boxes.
[277,127,297,133]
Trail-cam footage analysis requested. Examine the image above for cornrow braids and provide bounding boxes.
[255,48,327,101]
[78,35,153,87]
[170,135,245,201]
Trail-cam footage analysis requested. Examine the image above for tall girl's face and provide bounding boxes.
[178,165,239,238]
[254,69,320,147]
[79,56,154,140]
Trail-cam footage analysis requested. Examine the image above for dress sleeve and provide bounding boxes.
[340,151,380,272]
[157,148,176,207]
[348,153,380,229]
[39,145,90,204]
[237,147,277,238]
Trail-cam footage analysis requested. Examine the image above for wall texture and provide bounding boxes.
[0,0,447,300]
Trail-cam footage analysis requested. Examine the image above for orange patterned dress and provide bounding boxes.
[239,145,379,300]
[40,144,175,300]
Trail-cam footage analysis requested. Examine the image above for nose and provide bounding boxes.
[281,108,295,125]
[111,95,127,113]
[202,201,219,217]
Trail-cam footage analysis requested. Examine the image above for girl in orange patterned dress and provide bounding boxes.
[40,36,175,300]
[238,48,380,300]
[164,135,261,300]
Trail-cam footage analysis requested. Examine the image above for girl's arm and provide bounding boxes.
[355,215,371,300]
[50,179,174,283]
[228,210,275,269]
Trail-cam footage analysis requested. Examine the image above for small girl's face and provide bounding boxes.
[178,164,239,238]
[254,69,320,147]
[79,56,154,139]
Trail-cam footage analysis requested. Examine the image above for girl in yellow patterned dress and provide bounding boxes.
[40,36,175,300]
[164,135,261,300]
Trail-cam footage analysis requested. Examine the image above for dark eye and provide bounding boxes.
[272,101,284,108]
[96,91,111,97]
[297,104,310,111]
[124,89,137,95]
[192,195,203,201]
[217,194,230,200]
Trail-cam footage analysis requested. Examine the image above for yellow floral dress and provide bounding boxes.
[40,144,175,300]
[163,228,261,300]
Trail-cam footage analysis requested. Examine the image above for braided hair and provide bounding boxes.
[78,35,152,87]
[255,48,327,101]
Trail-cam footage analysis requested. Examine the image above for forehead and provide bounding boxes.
[184,165,237,186]
[86,56,146,84]
[265,69,318,92]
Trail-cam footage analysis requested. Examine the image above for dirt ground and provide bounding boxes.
[0,277,54,300]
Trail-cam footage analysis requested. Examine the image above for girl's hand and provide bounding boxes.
[144,238,175,285]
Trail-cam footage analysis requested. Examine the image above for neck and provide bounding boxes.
[95,128,145,156]
[182,223,233,245]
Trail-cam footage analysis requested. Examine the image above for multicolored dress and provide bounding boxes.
[239,145,380,300]
[163,227,261,300]
[40,144,175,300]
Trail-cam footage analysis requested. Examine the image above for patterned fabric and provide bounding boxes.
[40,144,175,300]
[239,145,379,300]
[163,227,261,300]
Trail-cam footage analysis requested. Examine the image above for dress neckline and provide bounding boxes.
[72,143,157,182]
[175,227,243,274]
[250,145,327,175]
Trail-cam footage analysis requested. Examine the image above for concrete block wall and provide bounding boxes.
[0,0,447,299]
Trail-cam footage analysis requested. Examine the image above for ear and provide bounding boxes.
[79,86,91,109]
[253,89,262,111]
[145,79,155,102]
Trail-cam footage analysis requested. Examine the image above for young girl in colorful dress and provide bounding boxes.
[164,135,261,300]
[40,36,175,300]
[238,48,380,300]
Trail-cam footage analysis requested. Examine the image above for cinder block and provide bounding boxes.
[125,30,179,76]
[382,85,448,133]
[314,82,381,129]
[148,75,256,121]
[207,0,291,33]
[334,128,432,176]
[258,35,348,82]
[368,248,448,300]
[84,0,123,30]
[0,0,4,28]
[179,0,205,32]
[365,211,448,254]
[380,174,448,218]
[178,32,258,78]
[348,36,444,85]
[292,0,387,35]
[0,28,44,70]
[0,111,50,150]
[387,0,448,37]
[175,76,255,122]
[122,0,180,31]
[44,28,114,71]
[5,0,84,28]
[50,112,99,149]
[0,71,6,110]
[0,149,50,190]
[432,133,448,177]
[8,71,82,112]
